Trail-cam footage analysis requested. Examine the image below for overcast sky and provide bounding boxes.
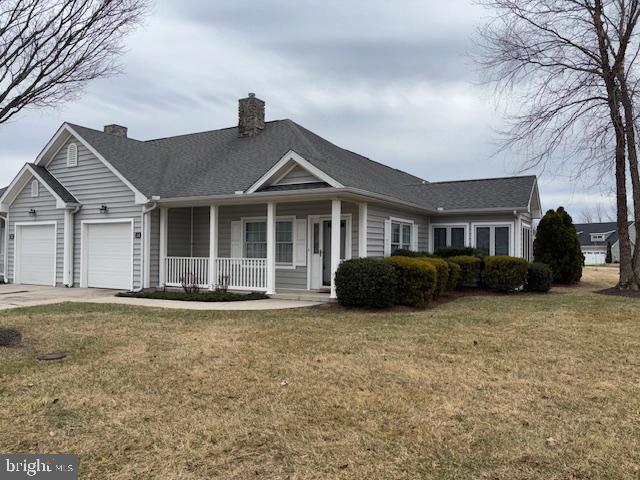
[0,0,617,221]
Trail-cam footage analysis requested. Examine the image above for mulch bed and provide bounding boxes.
[596,287,640,298]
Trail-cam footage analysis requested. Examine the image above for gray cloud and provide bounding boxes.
[0,0,613,220]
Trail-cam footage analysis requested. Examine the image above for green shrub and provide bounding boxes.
[448,255,482,287]
[386,256,437,307]
[526,262,553,293]
[335,258,398,308]
[446,261,461,291]
[434,246,485,258]
[606,242,613,264]
[423,257,449,297]
[482,256,529,291]
[534,207,583,283]
[116,290,268,302]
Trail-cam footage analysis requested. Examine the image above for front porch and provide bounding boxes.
[156,200,362,298]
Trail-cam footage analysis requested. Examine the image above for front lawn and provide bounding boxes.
[1,267,639,479]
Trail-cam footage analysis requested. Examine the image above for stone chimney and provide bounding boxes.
[238,93,265,137]
[103,124,128,138]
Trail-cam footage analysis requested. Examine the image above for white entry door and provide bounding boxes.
[309,216,348,290]
[83,221,132,289]
[16,224,56,286]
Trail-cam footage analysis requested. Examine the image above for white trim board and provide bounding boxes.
[79,218,135,290]
[13,221,58,287]
[245,150,344,194]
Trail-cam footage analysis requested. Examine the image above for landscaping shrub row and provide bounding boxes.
[335,253,553,308]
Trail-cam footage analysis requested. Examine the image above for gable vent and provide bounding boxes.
[67,143,78,167]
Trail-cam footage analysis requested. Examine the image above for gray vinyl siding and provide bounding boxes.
[149,208,160,288]
[366,204,429,257]
[7,180,65,284]
[167,207,209,257]
[216,201,359,290]
[274,165,319,185]
[47,136,143,288]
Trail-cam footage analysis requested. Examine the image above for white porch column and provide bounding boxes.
[63,208,74,286]
[159,207,168,287]
[266,202,276,295]
[143,210,152,289]
[208,205,218,290]
[514,214,522,258]
[358,202,367,258]
[330,199,341,299]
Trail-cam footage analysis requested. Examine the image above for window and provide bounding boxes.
[276,221,293,264]
[391,221,412,252]
[522,226,532,261]
[473,224,511,256]
[244,219,295,265]
[30,179,39,197]
[432,225,466,251]
[67,143,78,167]
[590,233,605,242]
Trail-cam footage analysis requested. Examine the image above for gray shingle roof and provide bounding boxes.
[28,164,79,204]
[574,221,629,246]
[411,175,537,211]
[64,120,536,212]
[0,187,6,199]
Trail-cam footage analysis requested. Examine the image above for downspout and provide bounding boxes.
[63,205,81,287]
[134,201,158,292]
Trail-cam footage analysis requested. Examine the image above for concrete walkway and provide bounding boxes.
[0,285,323,311]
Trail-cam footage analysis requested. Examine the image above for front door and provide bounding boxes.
[310,217,347,289]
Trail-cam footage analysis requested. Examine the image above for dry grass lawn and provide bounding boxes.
[1,267,640,479]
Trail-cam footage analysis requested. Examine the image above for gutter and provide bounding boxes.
[63,205,81,287]
[134,201,158,292]
[0,213,6,284]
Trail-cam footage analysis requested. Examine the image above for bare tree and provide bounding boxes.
[477,0,640,289]
[580,201,615,222]
[0,0,147,125]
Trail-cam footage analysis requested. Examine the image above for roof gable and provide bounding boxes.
[0,164,79,211]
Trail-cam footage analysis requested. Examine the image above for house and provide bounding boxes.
[0,94,542,298]
[575,221,635,265]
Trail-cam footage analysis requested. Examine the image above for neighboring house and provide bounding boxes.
[0,94,542,298]
[575,221,635,265]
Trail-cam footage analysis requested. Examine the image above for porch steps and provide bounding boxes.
[270,290,335,303]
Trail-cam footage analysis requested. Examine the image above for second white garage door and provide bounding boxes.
[584,250,606,265]
[84,221,132,290]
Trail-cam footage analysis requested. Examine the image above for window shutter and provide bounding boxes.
[384,219,391,256]
[412,224,419,251]
[295,219,307,266]
[231,221,242,257]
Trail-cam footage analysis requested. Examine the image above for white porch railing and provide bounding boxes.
[165,257,209,288]
[163,257,267,291]
[216,258,267,291]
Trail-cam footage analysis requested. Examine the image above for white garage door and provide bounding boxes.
[17,224,56,285]
[584,250,606,265]
[85,222,132,289]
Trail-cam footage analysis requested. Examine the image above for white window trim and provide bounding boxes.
[67,142,78,167]
[79,218,135,290]
[430,223,468,251]
[30,179,39,197]
[389,216,414,252]
[13,221,58,287]
[471,221,515,256]
[241,215,298,269]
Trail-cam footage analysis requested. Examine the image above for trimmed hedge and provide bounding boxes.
[335,258,398,308]
[448,255,482,287]
[482,256,529,292]
[526,262,553,293]
[386,256,437,307]
[446,261,461,291]
[116,290,268,302]
[423,257,449,297]
[434,246,485,258]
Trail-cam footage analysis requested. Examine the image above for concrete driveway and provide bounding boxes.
[0,284,322,311]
